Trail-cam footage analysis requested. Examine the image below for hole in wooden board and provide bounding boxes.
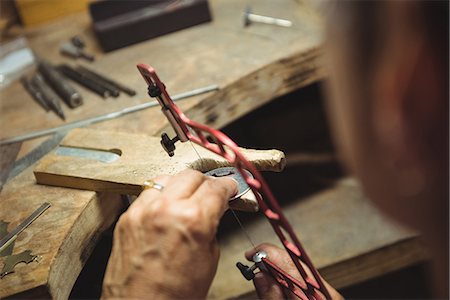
[55,146,122,163]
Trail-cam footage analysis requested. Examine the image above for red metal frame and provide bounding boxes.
[137,64,331,300]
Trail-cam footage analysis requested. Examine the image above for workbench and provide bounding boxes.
[0,0,427,298]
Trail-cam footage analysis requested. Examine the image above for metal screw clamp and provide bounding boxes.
[236,251,268,281]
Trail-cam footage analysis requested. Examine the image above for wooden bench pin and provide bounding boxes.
[34,128,286,212]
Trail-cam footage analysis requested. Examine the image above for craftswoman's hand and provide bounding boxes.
[102,169,238,299]
[245,243,343,300]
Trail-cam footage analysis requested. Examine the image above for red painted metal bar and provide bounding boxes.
[137,64,331,300]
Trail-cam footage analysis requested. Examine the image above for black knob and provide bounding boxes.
[236,262,256,281]
[148,85,161,97]
[160,133,179,157]
[71,35,86,49]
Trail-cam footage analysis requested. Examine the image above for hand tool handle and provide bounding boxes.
[21,77,50,111]
[38,61,83,108]
[58,65,110,98]
[77,65,136,96]
[32,74,66,121]
[75,67,120,97]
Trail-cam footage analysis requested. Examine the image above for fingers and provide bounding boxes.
[192,176,238,219]
[245,243,344,300]
[244,244,292,299]
[253,272,286,300]
[245,243,292,265]
[160,169,205,199]
[134,170,238,234]
[229,189,259,212]
[140,175,171,199]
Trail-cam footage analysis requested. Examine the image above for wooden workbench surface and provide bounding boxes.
[0,0,426,298]
[1,0,325,156]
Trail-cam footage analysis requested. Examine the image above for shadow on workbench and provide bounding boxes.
[70,83,431,299]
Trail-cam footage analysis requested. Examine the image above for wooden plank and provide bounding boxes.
[320,237,428,289]
[15,0,90,27]
[158,46,325,135]
[33,128,286,212]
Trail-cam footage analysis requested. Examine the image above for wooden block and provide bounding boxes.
[15,0,90,26]
[34,128,286,212]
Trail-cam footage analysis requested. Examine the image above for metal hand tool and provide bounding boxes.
[6,133,66,182]
[38,61,83,108]
[0,203,51,254]
[60,42,95,62]
[0,221,14,256]
[0,142,22,192]
[236,251,267,280]
[0,84,219,145]
[244,6,293,28]
[58,65,111,98]
[0,250,37,278]
[31,73,66,121]
[77,65,136,96]
[70,36,86,49]
[75,66,120,97]
[21,77,50,112]
[137,65,331,299]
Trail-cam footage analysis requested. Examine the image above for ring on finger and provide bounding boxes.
[143,180,165,191]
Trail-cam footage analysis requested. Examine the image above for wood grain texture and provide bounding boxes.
[0,142,21,190]
[158,46,325,135]
[15,0,90,27]
[0,171,124,299]
[33,128,286,212]
[0,0,325,156]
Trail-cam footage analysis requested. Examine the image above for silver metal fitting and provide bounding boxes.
[236,250,268,280]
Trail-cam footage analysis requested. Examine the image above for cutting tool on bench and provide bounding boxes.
[137,64,331,300]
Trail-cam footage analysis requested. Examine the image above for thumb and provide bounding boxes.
[215,176,239,198]
[253,272,286,300]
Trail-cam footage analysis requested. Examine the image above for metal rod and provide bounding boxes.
[248,13,292,27]
[243,6,292,28]
[77,65,136,96]
[0,84,219,145]
[0,203,51,253]
[58,64,111,98]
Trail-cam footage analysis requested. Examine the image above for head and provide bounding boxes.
[325,0,448,258]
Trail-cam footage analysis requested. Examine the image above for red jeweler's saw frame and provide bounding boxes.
[137,64,331,300]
